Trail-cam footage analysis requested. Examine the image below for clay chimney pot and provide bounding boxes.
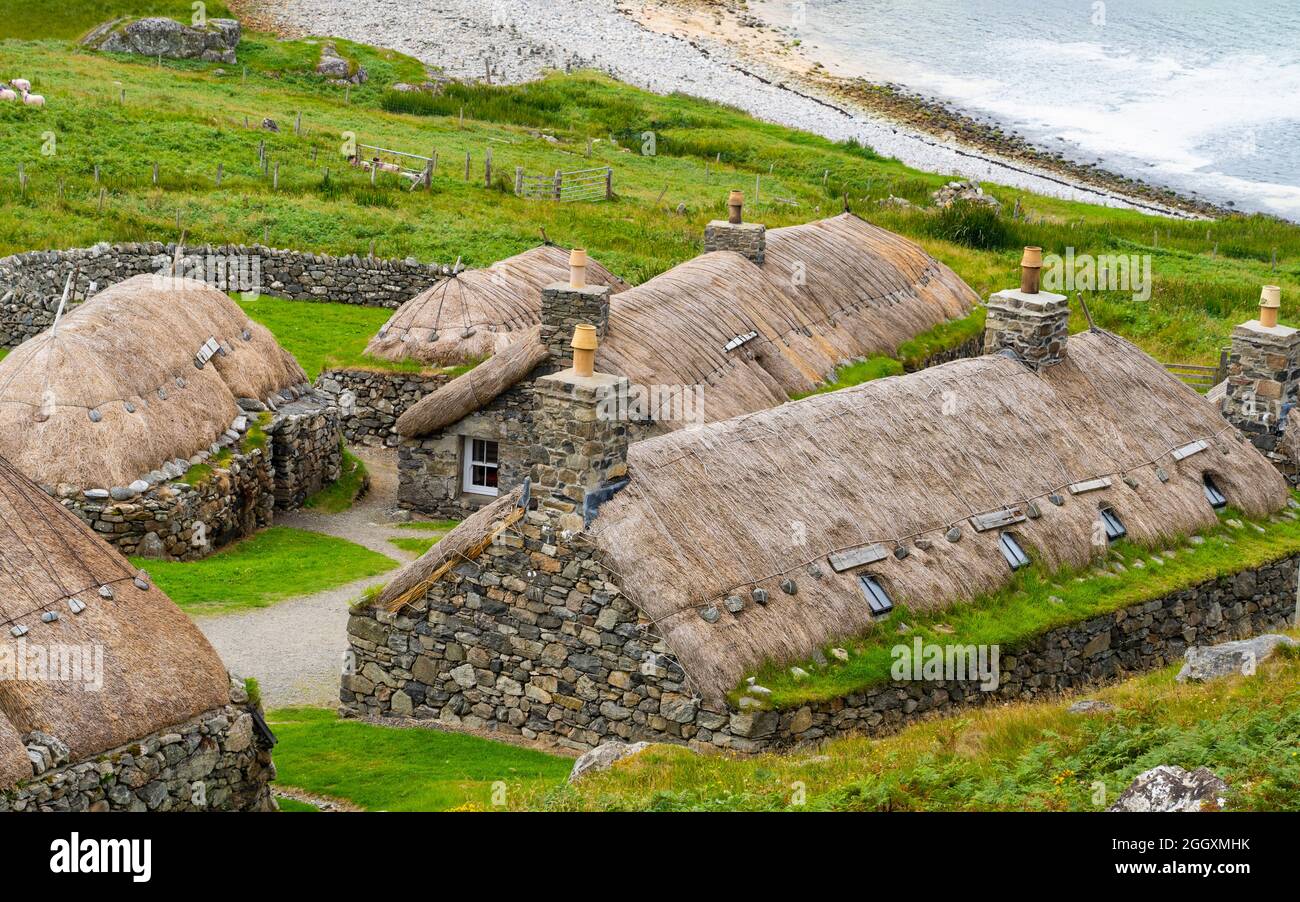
[569,247,588,289]
[727,189,744,225]
[571,324,597,377]
[1260,284,1282,328]
[1020,245,1043,294]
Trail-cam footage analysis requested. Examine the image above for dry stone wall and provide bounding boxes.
[342,519,1299,753]
[0,242,441,347]
[2,683,277,812]
[316,368,450,448]
[264,394,343,509]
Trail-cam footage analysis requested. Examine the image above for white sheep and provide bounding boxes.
[22,93,44,107]
[11,78,30,92]
[0,89,16,102]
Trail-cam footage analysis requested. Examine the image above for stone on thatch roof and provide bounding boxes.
[0,453,231,788]
[0,274,306,488]
[587,331,1288,700]
[365,245,628,367]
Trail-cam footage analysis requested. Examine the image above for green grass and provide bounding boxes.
[0,29,1294,367]
[396,519,460,531]
[268,707,573,811]
[0,0,232,41]
[791,355,902,399]
[744,503,1300,709]
[514,642,1300,811]
[237,295,427,377]
[303,445,368,513]
[388,535,441,556]
[133,526,396,614]
[275,797,320,812]
[896,307,987,370]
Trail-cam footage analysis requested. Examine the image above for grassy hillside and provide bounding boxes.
[0,16,1297,365]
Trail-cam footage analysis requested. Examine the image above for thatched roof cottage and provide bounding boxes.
[393,207,979,516]
[0,453,275,810]
[363,243,629,367]
[0,274,342,559]
[342,263,1296,752]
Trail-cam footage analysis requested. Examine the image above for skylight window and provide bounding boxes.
[1203,474,1227,510]
[857,575,893,616]
[998,533,1030,571]
[1099,507,1126,542]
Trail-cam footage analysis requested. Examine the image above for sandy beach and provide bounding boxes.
[235,0,1205,217]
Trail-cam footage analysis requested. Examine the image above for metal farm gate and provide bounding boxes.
[515,166,613,202]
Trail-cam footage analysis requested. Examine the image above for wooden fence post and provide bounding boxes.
[485,146,493,187]
[152,162,159,185]
[464,151,470,181]
[604,167,612,200]
[514,166,523,195]
[273,162,279,190]
[553,169,562,201]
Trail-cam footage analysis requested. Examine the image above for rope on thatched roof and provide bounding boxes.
[396,325,549,437]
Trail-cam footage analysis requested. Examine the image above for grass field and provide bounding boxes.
[268,707,572,811]
[133,526,396,614]
[744,502,1300,708]
[0,14,1296,366]
[236,294,425,376]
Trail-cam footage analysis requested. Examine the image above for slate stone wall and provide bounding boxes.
[1223,320,1300,484]
[984,289,1070,371]
[264,394,342,510]
[0,242,441,347]
[316,368,450,448]
[703,220,766,264]
[341,525,1298,754]
[2,686,277,812]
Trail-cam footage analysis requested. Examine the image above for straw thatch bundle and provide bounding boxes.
[0,274,306,488]
[0,454,231,788]
[396,325,549,437]
[376,486,525,610]
[589,331,1289,700]
[365,245,628,367]
[762,212,977,359]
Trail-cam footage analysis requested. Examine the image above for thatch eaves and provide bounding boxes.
[589,331,1289,700]
[0,274,306,488]
[396,325,549,437]
[365,245,628,367]
[0,454,231,787]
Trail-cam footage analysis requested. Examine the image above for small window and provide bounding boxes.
[1203,474,1227,510]
[1099,507,1126,541]
[857,574,893,616]
[462,437,500,496]
[998,532,1030,571]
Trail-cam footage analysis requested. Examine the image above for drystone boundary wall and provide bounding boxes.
[341,520,1299,753]
[0,242,442,347]
[2,686,277,812]
[316,368,450,448]
[265,395,343,509]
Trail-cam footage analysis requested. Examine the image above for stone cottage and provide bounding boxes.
[393,205,980,518]
[341,260,1294,752]
[0,452,276,811]
[0,274,341,560]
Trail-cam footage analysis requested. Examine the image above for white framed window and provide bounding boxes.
[462,437,500,496]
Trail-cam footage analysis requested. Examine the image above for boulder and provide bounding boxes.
[931,179,1001,210]
[568,741,650,783]
[1109,765,1229,812]
[135,531,166,559]
[82,16,240,65]
[1067,699,1114,715]
[1175,634,1297,683]
[316,42,367,85]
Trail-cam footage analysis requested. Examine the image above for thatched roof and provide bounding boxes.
[399,213,979,436]
[588,331,1289,700]
[365,245,629,367]
[396,325,548,437]
[0,454,231,788]
[0,274,306,488]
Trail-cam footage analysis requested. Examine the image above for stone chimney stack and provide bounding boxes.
[532,325,629,533]
[704,190,766,264]
[540,248,611,365]
[1223,285,1299,461]
[983,246,1070,372]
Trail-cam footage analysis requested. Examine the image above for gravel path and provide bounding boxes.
[252,0,1184,215]
[195,449,445,709]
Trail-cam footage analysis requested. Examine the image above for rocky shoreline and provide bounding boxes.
[236,0,1207,217]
